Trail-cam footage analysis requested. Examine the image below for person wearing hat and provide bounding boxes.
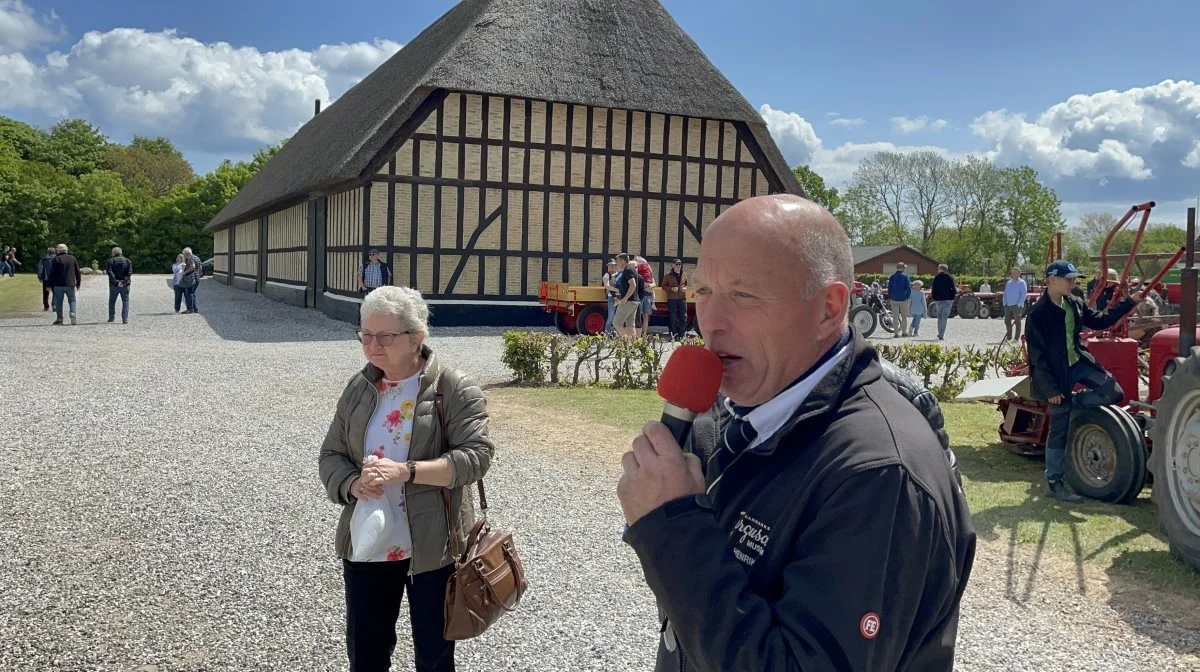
[357,249,393,296]
[1024,259,1143,502]
[660,258,688,338]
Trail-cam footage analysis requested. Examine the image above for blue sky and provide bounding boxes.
[4,0,1200,225]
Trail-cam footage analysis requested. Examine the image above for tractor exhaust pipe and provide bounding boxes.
[1181,207,1197,353]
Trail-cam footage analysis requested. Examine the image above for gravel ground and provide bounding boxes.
[2,277,1195,671]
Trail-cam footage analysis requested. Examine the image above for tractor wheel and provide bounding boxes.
[978,303,991,319]
[957,293,982,320]
[928,301,940,319]
[1149,346,1200,572]
[1110,406,1150,502]
[575,305,608,336]
[554,311,578,336]
[850,304,878,338]
[1064,405,1147,504]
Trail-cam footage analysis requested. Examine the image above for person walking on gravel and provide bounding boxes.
[886,262,912,337]
[37,247,55,311]
[170,253,187,312]
[1025,260,1142,503]
[47,244,82,326]
[617,194,975,671]
[931,263,956,340]
[104,247,133,324]
[180,248,202,314]
[319,285,495,672]
[1002,266,1028,341]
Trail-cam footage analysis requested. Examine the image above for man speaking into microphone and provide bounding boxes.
[617,194,976,671]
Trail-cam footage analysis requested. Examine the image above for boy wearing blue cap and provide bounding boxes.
[1024,260,1143,502]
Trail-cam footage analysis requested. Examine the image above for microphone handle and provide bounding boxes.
[660,403,698,447]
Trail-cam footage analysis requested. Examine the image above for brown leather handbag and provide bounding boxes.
[434,374,528,641]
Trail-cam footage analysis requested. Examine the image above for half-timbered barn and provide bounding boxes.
[204,0,804,325]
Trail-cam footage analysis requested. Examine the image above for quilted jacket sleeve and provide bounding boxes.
[878,359,960,486]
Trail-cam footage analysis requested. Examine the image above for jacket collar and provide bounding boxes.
[717,324,882,457]
[358,344,441,393]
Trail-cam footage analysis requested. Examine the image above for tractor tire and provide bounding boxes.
[1110,406,1150,503]
[978,303,991,319]
[1064,405,1147,504]
[554,311,578,336]
[1149,346,1200,572]
[957,293,982,320]
[575,305,608,336]
[850,304,878,338]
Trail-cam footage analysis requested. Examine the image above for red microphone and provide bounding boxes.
[657,345,725,446]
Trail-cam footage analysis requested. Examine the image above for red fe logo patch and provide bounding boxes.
[859,612,880,640]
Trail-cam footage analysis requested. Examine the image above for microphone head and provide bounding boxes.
[658,345,724,414]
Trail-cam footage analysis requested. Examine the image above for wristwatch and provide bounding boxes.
[406,460,417,483]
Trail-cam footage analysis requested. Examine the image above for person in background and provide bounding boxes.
[105,246,133,324]
[979,279,992,294]
[0,246,9,276]
[886,262,912,337]
[908,279,927,337]
[612,261,642,339]
[47,244,82,325]
[1002,266,1028,341]
[318,285,494,672]
[661,259,688,339]
[3,246,20,277]
[37,247,56,311]
[180,247,202,314]
[602,259,619,334]
[171,254,187,312]
[634,255,656,337]
[930,263,957,340]
[358,249,393,295]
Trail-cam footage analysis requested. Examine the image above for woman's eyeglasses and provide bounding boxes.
[356,330,414,346]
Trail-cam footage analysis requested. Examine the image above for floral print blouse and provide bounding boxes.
[359,371,421,562]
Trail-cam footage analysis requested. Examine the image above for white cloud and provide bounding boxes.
[830,117,865,128]
[0,0,64,53]
[0,6,402,154]
[890,115,948,134]
[759,104,959,186]
[970,79,1200,183]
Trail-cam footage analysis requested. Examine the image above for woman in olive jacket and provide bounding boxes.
[319,285,495,672]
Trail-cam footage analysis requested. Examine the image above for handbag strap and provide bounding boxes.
[435,370,488,562]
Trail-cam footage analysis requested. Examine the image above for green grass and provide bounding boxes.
[489,385,1200,594]
[0,274,43,314]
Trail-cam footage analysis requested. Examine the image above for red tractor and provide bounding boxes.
[959,202,1200,571]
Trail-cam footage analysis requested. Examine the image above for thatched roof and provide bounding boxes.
[205,0,803,232]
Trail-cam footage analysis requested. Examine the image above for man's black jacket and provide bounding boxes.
[931,272,957,302]
[47,253,81,288]
[105,255,133,286]
[623,327,976,671]
[1024,291,1136,400]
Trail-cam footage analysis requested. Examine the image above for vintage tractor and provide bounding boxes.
[958,202,1200,571]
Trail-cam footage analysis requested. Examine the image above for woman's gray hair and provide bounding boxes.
[360,285,430,336]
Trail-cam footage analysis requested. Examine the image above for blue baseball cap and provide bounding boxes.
[1045,260,1084,279]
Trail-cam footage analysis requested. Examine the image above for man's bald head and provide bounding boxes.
[706,194,855,300]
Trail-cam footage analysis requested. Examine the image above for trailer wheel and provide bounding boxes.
[554,311,578,336]
[957,293,982,320]
[1149,346,1200,572]
[1064,405,1146,504]
[575,305,608,336]
[850,304,877,338]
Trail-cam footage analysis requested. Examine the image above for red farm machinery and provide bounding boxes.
[959,202,1200,571]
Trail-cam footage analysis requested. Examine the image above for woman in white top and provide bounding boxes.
[170,254,186,312]
[319,285,495,672]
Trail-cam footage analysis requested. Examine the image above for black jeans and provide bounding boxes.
[1044,359,1123,483]
[343,559,456,672]
[667,298,687,337]
[42,282,52,309]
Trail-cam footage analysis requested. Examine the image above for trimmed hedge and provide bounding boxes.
[501,330,1026,401]
[857,273,1020,291]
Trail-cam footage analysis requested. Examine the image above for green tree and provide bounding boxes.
[997,166,1064,269]
[130,135,186,160]
[35,119,110,177]
[792,165,841,212]
[0,117,48,161]
[104,143,196,197]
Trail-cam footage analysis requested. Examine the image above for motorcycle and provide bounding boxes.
[849,282,896,338]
